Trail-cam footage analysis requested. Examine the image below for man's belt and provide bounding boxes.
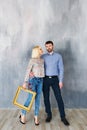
[45,75,57,78]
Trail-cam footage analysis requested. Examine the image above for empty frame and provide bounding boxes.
[13,86,36,112]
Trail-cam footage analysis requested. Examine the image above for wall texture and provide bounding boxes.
[0,0,87,108]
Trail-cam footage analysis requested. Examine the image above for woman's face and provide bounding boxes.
[39,47,43,56]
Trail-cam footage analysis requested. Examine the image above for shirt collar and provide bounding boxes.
[48,51,54,55]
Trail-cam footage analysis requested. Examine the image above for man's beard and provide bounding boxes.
[47,49,53,53]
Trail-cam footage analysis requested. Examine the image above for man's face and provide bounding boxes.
[45,43,54,53]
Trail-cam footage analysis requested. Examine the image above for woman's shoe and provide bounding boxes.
[34,116,39,125]
[19,115,21,119]
[19,115,26,124]
[20,120,26,124]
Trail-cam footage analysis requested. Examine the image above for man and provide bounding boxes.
[42,41,70,126]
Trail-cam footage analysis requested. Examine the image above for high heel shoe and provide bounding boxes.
[19,115,26,124]
[34,117,39,125]
[19,115,21,119]
[20,120,26,124]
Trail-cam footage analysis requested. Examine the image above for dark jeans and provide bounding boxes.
[43,76,65,119]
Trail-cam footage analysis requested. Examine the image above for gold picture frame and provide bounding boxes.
[13,86,36,112]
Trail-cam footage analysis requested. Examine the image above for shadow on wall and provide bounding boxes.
[49,40,87,108]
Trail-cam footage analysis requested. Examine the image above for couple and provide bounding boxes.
[19,41,70,126]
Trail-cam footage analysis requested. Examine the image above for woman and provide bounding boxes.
[19,46,44,125]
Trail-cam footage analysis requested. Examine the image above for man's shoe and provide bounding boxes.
[45,116,52,122]
[61,118,70,126]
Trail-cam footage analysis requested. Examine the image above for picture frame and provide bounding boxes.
[13,86,36,112]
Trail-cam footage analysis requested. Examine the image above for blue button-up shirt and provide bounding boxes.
[42,52,64,83]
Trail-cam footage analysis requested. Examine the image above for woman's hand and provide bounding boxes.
[22,82,27,89]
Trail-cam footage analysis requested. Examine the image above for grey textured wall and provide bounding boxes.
[0,0,87,108]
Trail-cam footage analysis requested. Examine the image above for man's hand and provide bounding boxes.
[59,82,63,89]
[29,72,34,78]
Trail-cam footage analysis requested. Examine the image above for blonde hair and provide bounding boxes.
[31,46,41,58]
